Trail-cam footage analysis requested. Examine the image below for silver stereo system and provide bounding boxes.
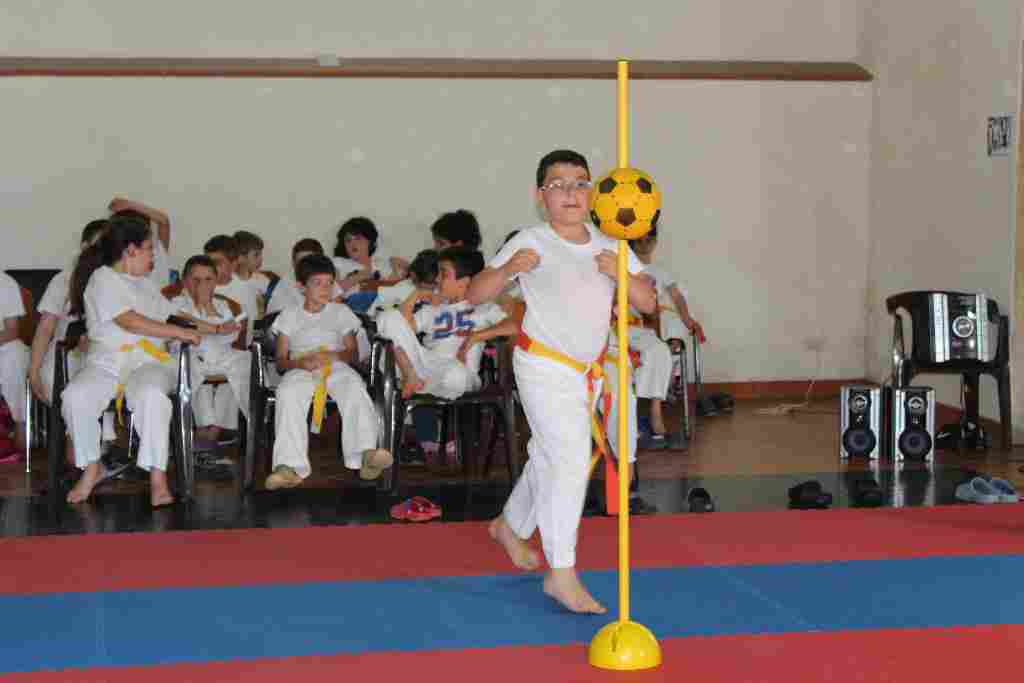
[926,293,992,363]
[840,385,882,459]
[891,386,935,462]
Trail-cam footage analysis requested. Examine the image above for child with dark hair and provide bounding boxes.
[30,220,110,405]
[267,238,331,315]
[369,249,440,317]
[431,209,482,250]
[266,253,390,489]
[204,235,259,345]
[467,148,656,614]
[377,246,504,400]
[233,229,271,309]
[108,198,172,288]
[171,255,251,446]
[0,272,29,457]
[332,216,408,296]
[62,216,236,506]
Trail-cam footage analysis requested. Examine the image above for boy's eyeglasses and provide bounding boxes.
[541,179,593,195]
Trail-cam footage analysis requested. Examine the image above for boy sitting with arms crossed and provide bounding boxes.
[170,255,251,447]
[266,254,391,489]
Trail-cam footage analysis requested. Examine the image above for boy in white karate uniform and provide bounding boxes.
[377,247,506,400]
[29,220,109,405]
[630,224,704,444]
[0,272,30,453]
[170,255,251,443]
[62,215,233,507]
[267,239,332,315]
[467,149,656,614]
[369,249,439,319]
[205,235,260,348]
[265,254,391,490]
[233,230,272,315]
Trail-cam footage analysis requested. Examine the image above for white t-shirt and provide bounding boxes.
[642,263,688,307]
[84,266,178,375]
[146,238,172,289]
[490,223,644,364]
[37,269,75,343]
[170,293,237,364]
[216,275,259,345]
[267,276,346,315]
[271,302,361,357]
[266,277,304,316]
[370,279,416,317]
[414,299,507,372]
[239,272,272,302]
[332,254,401,294]
[0,272,25,323]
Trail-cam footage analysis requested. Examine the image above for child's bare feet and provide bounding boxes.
[149,469,175,508]
[488,516,541,571]
[66,462,105,504]
[401,377,425,399]
[543,568,607,614]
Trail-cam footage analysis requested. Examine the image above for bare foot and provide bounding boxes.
[149,469,175,508]
[488,516,541,571]
[66,462,105,504]
[401,377,425,399]
[543,568,607,614]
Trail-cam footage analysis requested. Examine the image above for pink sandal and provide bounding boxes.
[390,496,442,522]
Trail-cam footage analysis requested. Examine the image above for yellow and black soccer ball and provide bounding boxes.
[589,167,661,240]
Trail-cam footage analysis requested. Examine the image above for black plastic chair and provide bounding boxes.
[376,337,519,494]
[887,291,1011,450]
[48,320,206,501]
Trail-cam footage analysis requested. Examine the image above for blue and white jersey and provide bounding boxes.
[413,300,506,372]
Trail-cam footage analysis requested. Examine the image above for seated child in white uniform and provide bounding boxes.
[265,254,391,490]
[170,255,251,444]
[0,272,30,454]
[378,246,506,400]
[108,197,173,288]
[204,235,260,348]
[369,250,439,319]
[29,220,109,405]
[233,230,272,316]
[62,215,237,507]
[331,216,408,297]
[430,209,482,251]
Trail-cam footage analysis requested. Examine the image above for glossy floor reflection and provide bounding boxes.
[2,399,1021,537]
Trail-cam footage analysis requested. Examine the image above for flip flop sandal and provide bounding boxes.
[409,496,442,519]
[390,497,441,522]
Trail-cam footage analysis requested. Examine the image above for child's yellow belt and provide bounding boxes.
[296,347,332,434]
[115,339,172,423]
[515,332,626,512]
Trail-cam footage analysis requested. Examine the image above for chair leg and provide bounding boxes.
[677,343,691,441]
[47,397,65,498]
[963,372,981,428]
[997,368,1012,450]
[24,385,32,472]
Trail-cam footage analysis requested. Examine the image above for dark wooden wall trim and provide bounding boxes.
[0,57,873,81]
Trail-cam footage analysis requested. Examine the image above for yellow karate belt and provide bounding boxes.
[115,339,172,424]
[515,332,625,514]
[305,346,332,435]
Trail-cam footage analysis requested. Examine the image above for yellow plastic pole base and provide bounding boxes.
[588,620,662,671]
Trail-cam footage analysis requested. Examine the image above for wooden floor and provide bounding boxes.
[2,398,1021,536]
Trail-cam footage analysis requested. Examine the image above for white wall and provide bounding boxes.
[859,1,1023,421]
[0,76,872,383]
[0,0,858,61]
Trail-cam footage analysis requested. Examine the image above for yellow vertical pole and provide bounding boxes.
[615,58,631,625]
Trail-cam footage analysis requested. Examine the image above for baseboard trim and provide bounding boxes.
[700,379,868,401]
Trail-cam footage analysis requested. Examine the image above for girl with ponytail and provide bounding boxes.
[62,214,235,507]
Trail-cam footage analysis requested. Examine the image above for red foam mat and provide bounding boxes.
[8,624,1021,683]
[6,505,1024,595]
